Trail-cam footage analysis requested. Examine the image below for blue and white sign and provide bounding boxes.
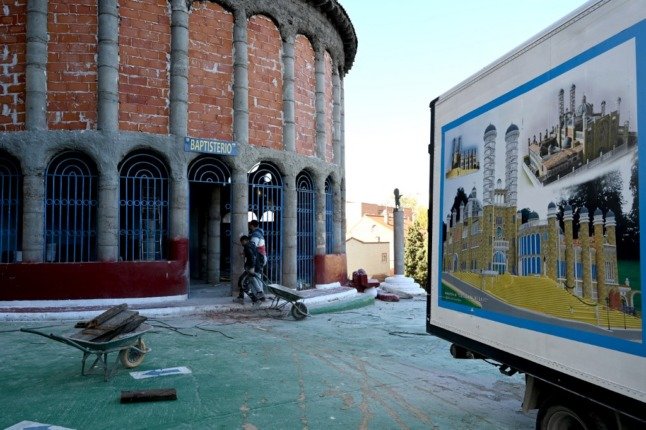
[130,366,192,380]
[184,136,238,156]
[5,421,73,430]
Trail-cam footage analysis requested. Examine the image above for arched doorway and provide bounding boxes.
[248,162,283,283]
[188,156,231,284]
[297,171,316,287]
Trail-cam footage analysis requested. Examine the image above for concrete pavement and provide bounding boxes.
[0,299,535,430]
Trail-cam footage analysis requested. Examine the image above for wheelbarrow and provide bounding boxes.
[267,283,309,320]
[20,323,151,381]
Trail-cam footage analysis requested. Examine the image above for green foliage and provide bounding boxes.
[405,218,428,291]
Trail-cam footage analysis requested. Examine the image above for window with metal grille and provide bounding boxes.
[119,151,169,261]
[0,153,22,263]
[324,176,334,254]
[297,171,316,287]
[44,151,98,262]
[248,162,283,283]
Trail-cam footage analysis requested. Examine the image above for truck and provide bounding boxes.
[426,1,645,428]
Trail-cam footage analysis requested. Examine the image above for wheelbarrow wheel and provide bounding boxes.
[119,339,147,368]
[291,302,308,320]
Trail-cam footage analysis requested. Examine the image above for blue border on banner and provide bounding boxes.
[438,20,646,356]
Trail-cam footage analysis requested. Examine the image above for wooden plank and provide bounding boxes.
[90,314,147,342]
[120,388,177,403]
[75,304,128,329]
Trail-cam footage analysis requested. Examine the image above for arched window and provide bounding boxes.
[44,151,98,262]
[0,153,22,263]
[248,162,283,283]
[324,176,334,254]
[492,251,506,274]
[119,151,169,261]
[297,171,316,287]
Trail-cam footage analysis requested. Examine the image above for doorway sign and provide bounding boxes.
[184,136,239,156]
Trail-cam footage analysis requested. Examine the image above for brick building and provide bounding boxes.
[0,0,357,301]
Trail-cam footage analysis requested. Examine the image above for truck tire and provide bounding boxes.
[537,398,608,430]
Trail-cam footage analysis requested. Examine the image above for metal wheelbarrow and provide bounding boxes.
[21,323,151,381]
[267,283,309,320]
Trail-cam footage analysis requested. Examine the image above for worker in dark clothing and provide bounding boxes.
[236,235,265,304]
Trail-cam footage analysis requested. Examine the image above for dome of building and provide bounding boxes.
[485,124,497,134]
[548,202,556,209]
[506,124,519,134]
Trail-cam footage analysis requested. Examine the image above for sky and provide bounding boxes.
[341,0,590,207]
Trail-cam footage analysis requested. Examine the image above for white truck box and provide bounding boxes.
[427,1,645,427]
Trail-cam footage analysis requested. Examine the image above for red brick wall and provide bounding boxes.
[119,0,170,134]
[294,34,316,156]
[248,15,283,149]
[47,0,97,130]
[188,2,233,140]
[0,0,26,132]
[324,50,334,162]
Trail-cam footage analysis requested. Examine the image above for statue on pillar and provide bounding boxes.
[394,188,402,211]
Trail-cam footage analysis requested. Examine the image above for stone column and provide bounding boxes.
[25,0,47,130]
[207,187,222,283]
[332,66,341,165]
[233,8,249,146]
[314,44,326,159]
[22,170,45,262]
[593,209,606,302]
[282,33,296,152]
[230,169,248,295]
[169,0,189,137]
[545,203,558,281]
[315,176,326,256]
[579,208,593,299]
[170,174,189,240]
[97,169,119,261]
[393,209,405,275]
[333,179,343,254]
[282,173,297,288]
[97,0,119,131]
[339,77,347,253]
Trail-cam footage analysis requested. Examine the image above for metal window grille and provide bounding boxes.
[296,172,316,287]
[119,151,169,261]
[44,151,98,262]
[188,156,232,278]
[248,163,283,283]
[324,176,334,254]
[0,154,22,263]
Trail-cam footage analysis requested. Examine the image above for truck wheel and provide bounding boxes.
[537,399,608,430]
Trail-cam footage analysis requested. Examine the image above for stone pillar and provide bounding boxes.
[97,0,119,131]
[339,77,347,253]
[97,170,119,261]
[22,170,45,262]
[282,33,296,152]
[233,8,249,146]
[230,169,248,295]
[563,205,574,289]
[579,208,593,299]
[605,210,618,285]
[333,179,343,254]
[25,0,48,131]
[207,187,221,283]
[393,209,405,275]
[282,173,297,288]
[314,44,326,159]
[170,174,189,240]
[593,209,606,302]
[169,0,190,137]
[546,203,558,281]
[332,66,341,165]
[315,176,326,256]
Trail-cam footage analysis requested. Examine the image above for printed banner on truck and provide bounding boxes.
[438,22,645,355]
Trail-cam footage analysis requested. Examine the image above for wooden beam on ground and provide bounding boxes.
[120,388,177,403]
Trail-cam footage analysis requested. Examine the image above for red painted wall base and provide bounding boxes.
[0,238,189,301]
[314,254,348,286]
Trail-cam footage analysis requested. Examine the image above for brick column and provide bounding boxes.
[233,8,249,146]
[314,44,326,159]
[169,0,189,137]
[230,169,248,295]
[97,169,119,261]
[282,33,296,152]
[97,0,119,131]
[25,0,47,131]
[282,173,297,288]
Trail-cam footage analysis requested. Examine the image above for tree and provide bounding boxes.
[405,218,427,291]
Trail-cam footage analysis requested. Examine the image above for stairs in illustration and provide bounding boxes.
[451,272,641,329]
